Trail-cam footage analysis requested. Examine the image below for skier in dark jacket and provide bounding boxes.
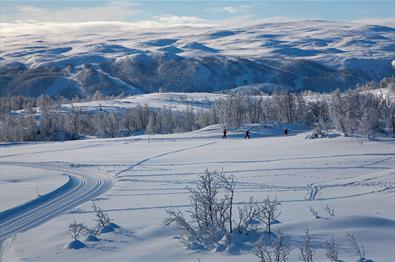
[284,128,289,136]
[223,128,227,139]
[244,129,251,139]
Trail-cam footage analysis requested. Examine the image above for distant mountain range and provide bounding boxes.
[1,20,394,98]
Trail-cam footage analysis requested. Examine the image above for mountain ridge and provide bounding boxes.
[1,20,394,98]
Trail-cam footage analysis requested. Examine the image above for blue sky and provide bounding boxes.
[1,0,394,25]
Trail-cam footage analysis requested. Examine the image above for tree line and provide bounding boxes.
[0,78,394,142]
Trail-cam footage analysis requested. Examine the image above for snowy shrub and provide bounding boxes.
[308,207,320,219]
[323,204,335,217]
[164,169,283,249]
[236,197,261,234]
[69,220,87,240]
[306,128,326,139]
[346,232,368,261]
[91,202,112,234]
[298,229,315,262]
[255,230,291,262]
[325,235,340,262]
[260,196,281,233]
[164,170,236,245]
[66,220,88,250]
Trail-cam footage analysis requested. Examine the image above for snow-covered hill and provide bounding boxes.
[61,92,226,112]
[1,20,394,98]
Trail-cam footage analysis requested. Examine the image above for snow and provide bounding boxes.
[65,240,87,249]
[0,164,67,211]
[62,92,226,112]
[1,20,394,97]
[1,124,394,261]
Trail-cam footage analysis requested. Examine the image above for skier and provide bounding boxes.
[223,128,227,139]
[244,129,250,139]
[284,128,288,136]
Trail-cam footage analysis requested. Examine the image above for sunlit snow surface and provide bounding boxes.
[1,124,394,261]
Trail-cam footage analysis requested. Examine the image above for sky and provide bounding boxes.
[1,0,394,27]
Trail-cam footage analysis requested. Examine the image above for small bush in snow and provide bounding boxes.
[69,220,87,240]
[325,235,340,262]
[346,232,366,260]
[298,229,315,262]
[323,204,335,217]
[308,207,320,219]
[236,197,261,234]
[164,169,282,248]
[306,128,327,139]
[92,202,111,234]
[255,231,290,262]
[260,196,281,233]
[164,170,236,245]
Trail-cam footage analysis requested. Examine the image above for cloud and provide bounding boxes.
[206,5,250,15]
[0,16,213,37]
[150,15,210,27]
[11,1,139,22]
[351,17,395,26]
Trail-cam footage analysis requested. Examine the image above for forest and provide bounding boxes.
[0,78,394,142]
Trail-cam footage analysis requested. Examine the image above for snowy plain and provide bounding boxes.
[1,124,394,261]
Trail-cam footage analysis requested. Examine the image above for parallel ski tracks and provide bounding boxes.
[0,165,113,243]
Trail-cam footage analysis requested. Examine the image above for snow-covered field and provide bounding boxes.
[62,92,226,112]
[1,124,394,261]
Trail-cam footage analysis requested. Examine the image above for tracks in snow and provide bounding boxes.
[0,162,114,244]
[0,141,216,245]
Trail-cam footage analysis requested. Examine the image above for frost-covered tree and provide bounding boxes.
[69,220,87,240]
[329,90,348,136]
[92,202,111,234]
[164,170,235,244]
[260,196,281,233]
[255,231,290,262]
[298,229,315,262]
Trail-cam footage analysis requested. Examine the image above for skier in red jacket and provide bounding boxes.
[223,128,227,139]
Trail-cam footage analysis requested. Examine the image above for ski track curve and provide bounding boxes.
[0,141,216,250]
[0,163,114,248]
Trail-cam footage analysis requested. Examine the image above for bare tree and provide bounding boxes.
[323,204,335,217]
[255,241,273,262]
[69,220,87,240]
[329,90,349,136]
[255,231,290,262]
[298,229,315,262]
[237,197,261,233]
[92,202,111,234]
[218,172,236,234]
[163,209,199,244]
[272,231,291,262]
[260,196,281,233]
[325,235,340,261]
[164,170,235,245]
[308,207,320,219]
[346,232,365,260]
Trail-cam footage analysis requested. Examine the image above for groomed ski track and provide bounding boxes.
[0,164,114,246]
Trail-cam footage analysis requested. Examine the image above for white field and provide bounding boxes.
[62,92,227,112]
[0,124,394,262]
[0,165,67,211]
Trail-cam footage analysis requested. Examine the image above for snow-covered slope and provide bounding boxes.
[62,92,226,112]
[1,125,394,261]
[1,20,394,97]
